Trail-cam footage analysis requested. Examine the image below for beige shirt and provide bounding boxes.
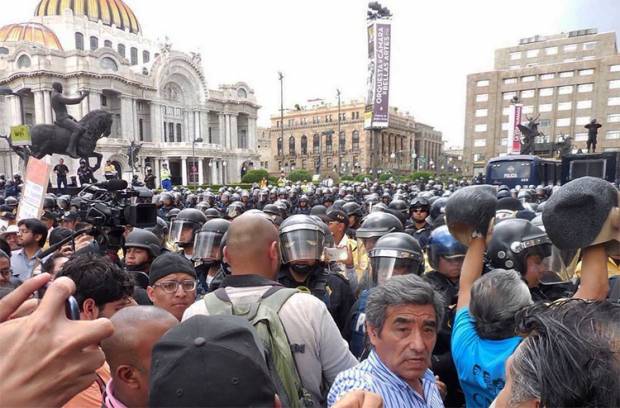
[183,286,358,405]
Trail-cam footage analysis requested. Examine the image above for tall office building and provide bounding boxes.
[464,29,620,175]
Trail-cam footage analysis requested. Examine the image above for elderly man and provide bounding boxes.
[101,306,178,408]
[328,274,445,408]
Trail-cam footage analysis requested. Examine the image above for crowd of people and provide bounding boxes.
[0,174,619,408]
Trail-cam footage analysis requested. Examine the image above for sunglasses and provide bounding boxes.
[412,208,428,213]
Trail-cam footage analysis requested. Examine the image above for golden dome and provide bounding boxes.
[35,0,141,34]
[0,22,63,50]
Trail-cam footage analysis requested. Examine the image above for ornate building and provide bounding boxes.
[270,99,442,176]
[0,0,259,185]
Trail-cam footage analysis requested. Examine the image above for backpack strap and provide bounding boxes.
[204,287,233,315]
[259,287,299,313]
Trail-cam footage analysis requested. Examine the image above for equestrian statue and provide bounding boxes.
[517,114,541,155]
[1,82,113,172]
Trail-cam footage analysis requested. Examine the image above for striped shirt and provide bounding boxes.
[327,350,444,408]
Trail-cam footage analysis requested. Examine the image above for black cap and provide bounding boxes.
[61,211,79,221]
[40,210,57,221]
[149,252,196,285]
[49,227,73,247]
[149,315,276,407]
[327,209,349,227]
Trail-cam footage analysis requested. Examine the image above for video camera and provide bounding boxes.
[77,179,157,249]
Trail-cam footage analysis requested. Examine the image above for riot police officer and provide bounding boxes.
[406,196,432,248]
[344,232,424,358]
[293,195,311,215]
[123,228,162,305]
[169,208,207,260]
[158,192,176,219]
[193,218,230,295]
[342,201,363,238]
[277,215,354,332]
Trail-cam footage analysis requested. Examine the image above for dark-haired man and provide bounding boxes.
[147,252,197,320]
[11,218,48,282]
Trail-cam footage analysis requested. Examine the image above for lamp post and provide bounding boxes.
[191,137,203,185]
[278,71,284,153]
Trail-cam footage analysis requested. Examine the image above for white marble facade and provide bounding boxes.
[0,3,259,186]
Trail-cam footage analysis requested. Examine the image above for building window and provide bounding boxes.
[610,80,620,89]
[609,97,620,106]
[559,71,574,78]
[539,119,551,128]
[503,78,517,85]
[526,49,539,58]
[175,124,182,142]
[575,133,588,141]
[558,102,572,111]
[510,52,521,60]
[0,47,8,55]
[75,32,84,50]
[117,44,126,57]
[100,57,118,71]
[522,105,534,114]
[501,122,510,131]
[352,130,359,150]
[326,133,333,153]
[130,47,138,65]
[583,41,597,50]
[301,135,307,155]
[503,91,517,100]
[578,83,594,93]
[539,103,552,112]
[289,136,295,155]
[558,86,573,95]
[606,131,620,140]
[545,46,558,55]
[575,116,590,125]
[474,139,486,147]
[521,89,535,98]
[563,44,577,52]
[313,134,319,154]
[143,50,150,64]
[577,100,592,109]
[104,40,112,48]
[540,73,555,80]
[163,121,167,141]
[539,87,554,96]
[610,65,620,72]
[475,94,488,102]
[16,54,31,68]
[138,119,144,141]
[277,137,283,155]
[475,109,488,117]
[522,75,536,82]
[474,124,487,132]
[168,122,174,141]
[339,131,346,152]
[578,68,594,76]
[608,114,620,123]
[239,130,248,149]
[89,36,98,51]
[556,118,571,127]
[100,94,107,106]
[476,79,489,87]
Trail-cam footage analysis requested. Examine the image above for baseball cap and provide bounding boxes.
[41,210,57,222]
[327,209,349,227]
[0,224,18,237]
[61,211,79,222]
[149,315,276,407]
[149,252,196,285]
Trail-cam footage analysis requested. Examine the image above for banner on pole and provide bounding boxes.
[507,104,523,155]
[17,157,51,221]
[364,20,392,129]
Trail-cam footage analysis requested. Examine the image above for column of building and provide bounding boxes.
[219,113,227,148]
[210,160,219,184]
[181,156,188,186]
[229,113,238,150]
[42,90,53,124]
[248,116,257,150]
[33,90,46,124]
[120,96,135,140]
[150,102,163,143]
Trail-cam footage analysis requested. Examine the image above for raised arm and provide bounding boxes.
[56,91,88,106]
[457,237,486,310]
[573,244,609,300]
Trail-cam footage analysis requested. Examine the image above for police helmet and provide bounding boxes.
[145,217,169,243]
[263,204,284,226]
[310,205,327,216]
[427,226,467,271]
[169,208,207,245]
[342,202,363,218]
[279,215,325,263]
[193,219,230,261]
[487,218,551,274]
[410,196,430,211]
[124,228,161,258]
[226,201,245,220]
[356,212,403,252]
[369,232,424,286]
[204,208,221,220]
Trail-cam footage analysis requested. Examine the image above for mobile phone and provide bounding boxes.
[37,284,81,320]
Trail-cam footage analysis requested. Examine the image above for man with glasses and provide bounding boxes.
[147,252,197,320]
[11,218,48,282]
[0,249,16,288]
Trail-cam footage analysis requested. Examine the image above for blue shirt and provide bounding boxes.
[451,308,522,408]
[327,350,444,408]
[11,249,42,282]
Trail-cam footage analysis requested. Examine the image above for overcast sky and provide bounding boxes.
[3,0,620,148]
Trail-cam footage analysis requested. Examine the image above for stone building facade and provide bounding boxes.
[269,100,438,176]
[465,29,620,175]
[0,0,259,186]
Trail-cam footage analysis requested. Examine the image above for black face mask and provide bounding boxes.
[289,263,317,276]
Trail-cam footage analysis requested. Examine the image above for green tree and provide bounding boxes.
[241,169,269,183]
[287,169,312,182]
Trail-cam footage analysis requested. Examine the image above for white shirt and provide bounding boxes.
[183,285,358,405]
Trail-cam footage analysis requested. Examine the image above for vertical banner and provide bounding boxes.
[507,103,523,154]
[364,20,392,129]
[17,157,51,221]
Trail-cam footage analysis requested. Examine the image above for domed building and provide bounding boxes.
[0,0,259,185]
